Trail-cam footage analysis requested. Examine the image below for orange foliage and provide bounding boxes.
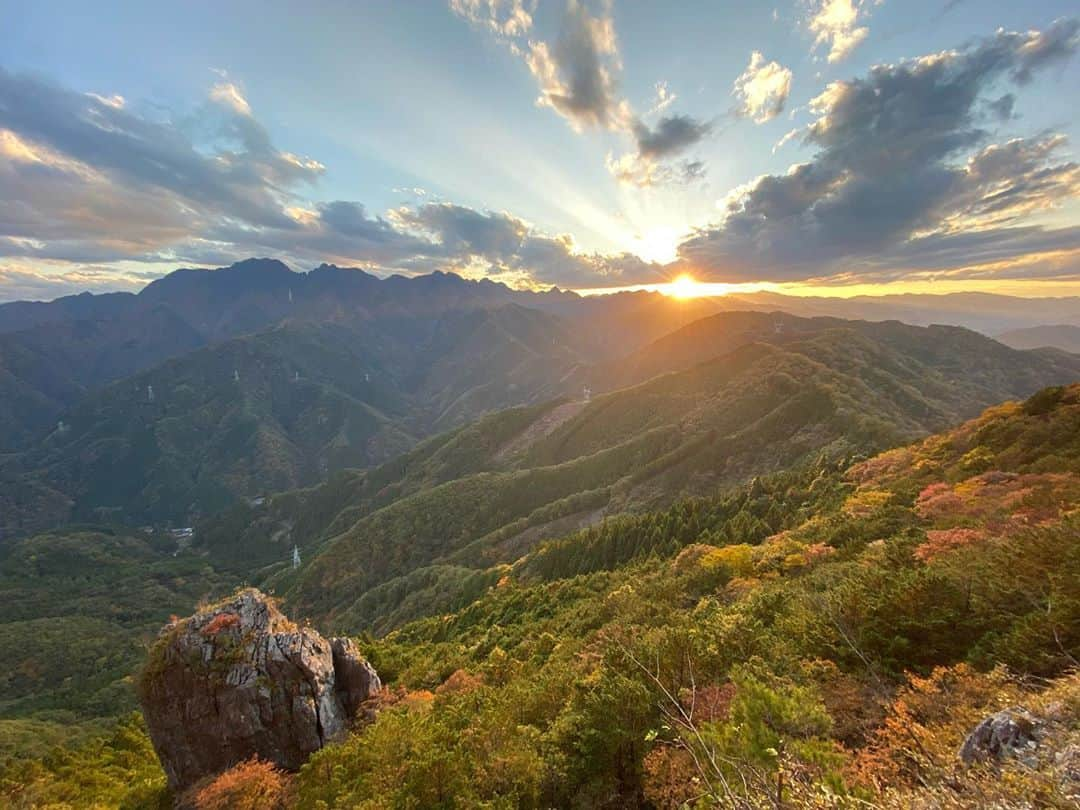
[846,447,914,486]
[914,528,984,561]
[916,472,1079,533]
[679,682,735,723]
[435,668,484,695]
[851,665,1011,792]
[399,689,436,710]
[187,758,292,810]
[202,612,240,636]
[642,745,701,809]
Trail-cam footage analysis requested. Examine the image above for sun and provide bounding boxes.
[668,274,702,299]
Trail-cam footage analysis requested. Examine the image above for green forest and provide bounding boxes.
[4,384,1078,808]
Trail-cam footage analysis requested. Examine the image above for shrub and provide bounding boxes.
[186,758,292,810]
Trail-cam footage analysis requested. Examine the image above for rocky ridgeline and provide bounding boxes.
[137,589,380,792]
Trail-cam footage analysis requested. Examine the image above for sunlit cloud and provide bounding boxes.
[449,0,533,39]
[732,51,793,123]
[209,81,252,116]
[649,81,677,115]
[804,0,877,63]
[679,20,1080,284]
[450,0,712,187]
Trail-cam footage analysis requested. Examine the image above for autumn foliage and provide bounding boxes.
[186,758,293,810]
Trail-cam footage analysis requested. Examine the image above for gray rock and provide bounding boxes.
[1057,743,1080,792]
[332,637,381,722]
[958,708,1039,765]
[137,588,379,792]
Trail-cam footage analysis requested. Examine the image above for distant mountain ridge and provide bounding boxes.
[2,258,1079,544]
[997,324,1080,354]
[0,259,720,452]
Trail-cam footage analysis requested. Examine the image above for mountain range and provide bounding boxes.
[997,323,1080,353]
[2,260,1079,543]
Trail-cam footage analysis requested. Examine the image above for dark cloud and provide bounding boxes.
[677,20,1080,283]
[0,69,332,265]
[453,0,711,186]
[525,0,626,131]
[0,68,640,286]
[985,93,1016,121]
[398,203,528,258]
[396,202,665,287]
[632,115,713,160]
[0,71,320,232]
[607,114,713,187]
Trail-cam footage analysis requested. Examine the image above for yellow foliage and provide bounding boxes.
[700,544,755,578]
[843,487,894,517]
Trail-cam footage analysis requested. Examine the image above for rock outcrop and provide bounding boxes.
[137,589,380,792]
[958,708,1039,765]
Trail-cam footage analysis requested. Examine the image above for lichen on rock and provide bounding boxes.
[137,588,380,792]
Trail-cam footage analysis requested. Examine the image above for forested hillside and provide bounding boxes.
[200,320,1080,634]
[0,306,596,535]
[5,384,1078,808]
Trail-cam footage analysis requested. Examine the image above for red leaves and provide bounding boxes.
[202,612,240,636]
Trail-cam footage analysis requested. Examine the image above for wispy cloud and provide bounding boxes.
[449,0,533,38]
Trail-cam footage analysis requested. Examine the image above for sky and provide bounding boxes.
[1,0,1079,301]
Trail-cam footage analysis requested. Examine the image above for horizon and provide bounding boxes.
[7,256,1080,306]
[2,1,1079,302]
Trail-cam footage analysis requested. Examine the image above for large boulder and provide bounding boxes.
[958,708,1039,765]
[137,588,380,792]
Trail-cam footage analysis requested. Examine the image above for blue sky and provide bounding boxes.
[1,0,1078,300]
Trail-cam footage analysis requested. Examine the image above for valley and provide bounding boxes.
[0,261,1078,808]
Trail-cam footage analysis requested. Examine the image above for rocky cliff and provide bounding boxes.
[137,588,380,792]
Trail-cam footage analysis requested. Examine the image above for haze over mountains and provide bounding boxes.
[997,323,1080,353]
[2,258,1079,542]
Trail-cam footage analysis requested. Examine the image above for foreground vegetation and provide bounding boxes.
[0,528,235,762]
[4,384,1079,807]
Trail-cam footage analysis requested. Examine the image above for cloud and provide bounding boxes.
[732,52,793,123]
[631,115,713,160]
[805,0,875,63]
[208,81,252,116]
[394,202,665,286]
[0,66,328,265]
[451,0,711,186]
[649,81,677,115]
[604,111,713,188]
[449,0,533,38]
[0,263,160,301]
[606,152,706,188]
[524,0,627,130]
[677,20,1080,283]
[0,66,670,290]
[610,112,713,187]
